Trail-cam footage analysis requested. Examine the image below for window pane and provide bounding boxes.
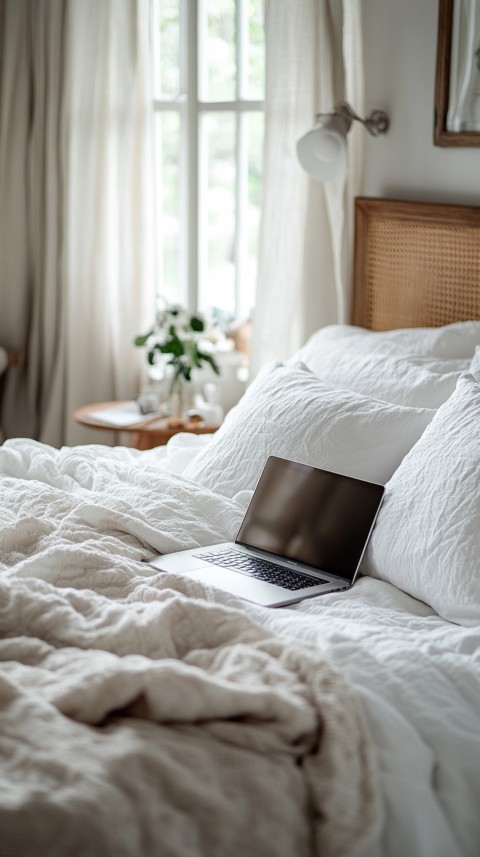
[200,0,236,102]
[200,112,236,315]
[241,112,264,318]
[153,0,181,98]
[154,112,181,304]
[246,0,265,100]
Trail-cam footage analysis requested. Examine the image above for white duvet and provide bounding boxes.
[1,439,479,857]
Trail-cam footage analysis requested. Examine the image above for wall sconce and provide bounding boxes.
[297,102,390,181]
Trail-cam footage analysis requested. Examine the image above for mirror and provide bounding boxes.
[435,0,480,146]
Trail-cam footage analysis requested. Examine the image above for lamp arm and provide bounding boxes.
[315,101,389,136]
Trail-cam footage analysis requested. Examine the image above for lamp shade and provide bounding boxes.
[296,113,349,181]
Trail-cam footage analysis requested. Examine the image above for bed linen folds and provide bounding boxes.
[0,440,380,857]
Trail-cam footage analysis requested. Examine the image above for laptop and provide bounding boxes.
[148,456,385,608]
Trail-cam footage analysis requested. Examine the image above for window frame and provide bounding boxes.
[152,0,264,320]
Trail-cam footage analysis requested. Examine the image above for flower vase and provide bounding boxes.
[167,375,187,428]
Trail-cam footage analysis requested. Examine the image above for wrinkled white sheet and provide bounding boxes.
[0,439,379,857]
[1,439,480,857]
[240,581,480,857]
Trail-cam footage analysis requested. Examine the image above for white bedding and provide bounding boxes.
[248,584,480,857]
[1,440,378,857]
[1,438,480,857]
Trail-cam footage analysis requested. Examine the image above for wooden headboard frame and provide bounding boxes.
[352,197,480,330]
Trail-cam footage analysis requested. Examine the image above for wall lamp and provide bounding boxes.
[297,102,390,181]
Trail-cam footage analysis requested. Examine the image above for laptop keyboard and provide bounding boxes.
[193,548,328,591]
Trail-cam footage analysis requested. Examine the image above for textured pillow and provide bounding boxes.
[469,345,480,374]
[363,371,480,626]
[183,362,434,498]
[290,343,467,409]
[295,322,480,360]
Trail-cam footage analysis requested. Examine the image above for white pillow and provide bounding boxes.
[183,362,435,498]
[363,371,480,626]
[290,342,467,409]
[469,345,480,374]
[295,322,480,360]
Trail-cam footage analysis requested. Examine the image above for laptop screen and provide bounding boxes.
[235,457,384,581]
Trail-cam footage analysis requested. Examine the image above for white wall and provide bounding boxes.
[362,0,480,204]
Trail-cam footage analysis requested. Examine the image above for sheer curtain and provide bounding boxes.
[251,0,364,373]
[0,0,155,446]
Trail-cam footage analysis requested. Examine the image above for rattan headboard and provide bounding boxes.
[352,198,480,330]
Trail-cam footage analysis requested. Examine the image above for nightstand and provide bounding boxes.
[73,401,220,450]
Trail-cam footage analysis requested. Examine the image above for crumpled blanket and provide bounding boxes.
[0,440,382,857]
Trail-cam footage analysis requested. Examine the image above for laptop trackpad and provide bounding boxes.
[185,565,271,601]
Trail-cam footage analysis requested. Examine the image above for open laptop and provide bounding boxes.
[148,456,385,607]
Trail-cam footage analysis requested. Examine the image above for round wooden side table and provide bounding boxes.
[73,401,220,450]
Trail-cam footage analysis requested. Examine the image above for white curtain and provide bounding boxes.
[251,0,364,373]
[0,0,155,446]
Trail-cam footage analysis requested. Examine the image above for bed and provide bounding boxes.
[1,197,480,857]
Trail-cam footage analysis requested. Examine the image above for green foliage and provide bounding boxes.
[134,303,220,390]
[190,315,205,333]
[133,331,153,347]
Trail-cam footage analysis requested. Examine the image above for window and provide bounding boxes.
[152,0,265,325]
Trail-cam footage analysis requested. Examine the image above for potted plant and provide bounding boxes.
[134,303,221,425]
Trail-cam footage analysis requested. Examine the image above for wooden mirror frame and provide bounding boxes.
[434,0,480,146]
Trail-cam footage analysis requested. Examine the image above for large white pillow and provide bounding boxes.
[290,342,467,409]
[295,322,480,360]
[469,344,480,374]
[363,370,480,626]
[183,362,434,498]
